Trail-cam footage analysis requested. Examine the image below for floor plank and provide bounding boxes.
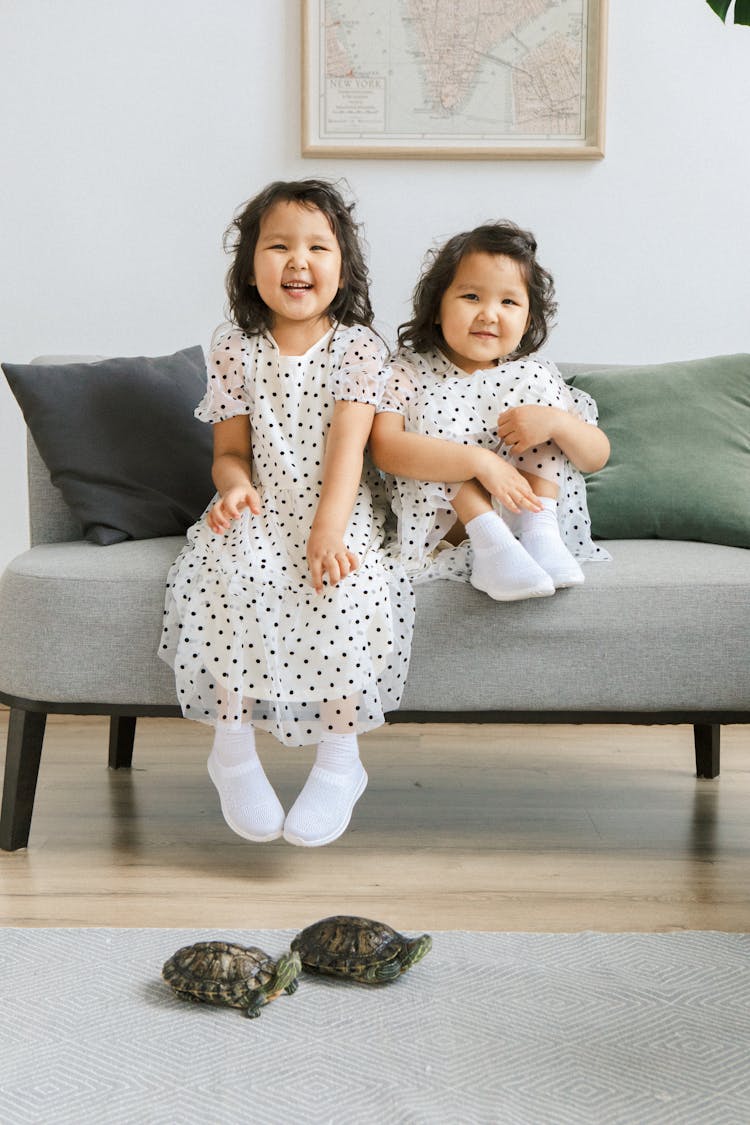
[1,714,748,932]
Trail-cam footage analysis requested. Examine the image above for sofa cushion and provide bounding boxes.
[0,539,748,713]
[567,354,750,548]
[400,540,750,713]
[0,538,184,705]
[2,347,215,545]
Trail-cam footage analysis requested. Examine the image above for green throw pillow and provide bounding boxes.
[567,354,750,548]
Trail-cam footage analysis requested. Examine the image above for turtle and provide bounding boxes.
[162,941,301,1018]
[291,916,432,984]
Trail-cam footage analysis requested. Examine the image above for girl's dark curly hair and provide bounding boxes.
[223,179,373,335]
[398,222,557,360]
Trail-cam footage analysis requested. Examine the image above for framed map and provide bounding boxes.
[302,0,607,159]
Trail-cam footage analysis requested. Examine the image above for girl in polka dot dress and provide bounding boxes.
[370,221,611,601]
[160,180,414,847]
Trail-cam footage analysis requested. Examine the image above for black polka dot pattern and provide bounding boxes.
[378,347,610,581]
[159,323,415,746]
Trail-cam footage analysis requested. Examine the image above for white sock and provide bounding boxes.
[211,723,258,767]
[207,724,285,843]
[518,498,584,588]
[314,732,360,775]
[465,511,554,601]
[283,733,367,847]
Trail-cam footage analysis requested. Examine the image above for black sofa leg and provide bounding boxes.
[694,723,720,779]
[0,708,47,851]
[108,716,136,769]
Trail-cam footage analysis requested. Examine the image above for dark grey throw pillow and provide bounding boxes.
[2,346,215,545]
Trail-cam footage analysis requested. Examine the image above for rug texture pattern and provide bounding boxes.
[1,929,749,1124]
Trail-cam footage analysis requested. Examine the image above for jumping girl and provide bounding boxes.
[160,180,413,847]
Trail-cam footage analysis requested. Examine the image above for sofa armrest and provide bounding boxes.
[25,355,103,545]
[27,436,83,545]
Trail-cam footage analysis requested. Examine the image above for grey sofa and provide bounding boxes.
[1,363,749,850]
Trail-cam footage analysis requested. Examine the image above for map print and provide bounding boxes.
[313,0,596,149]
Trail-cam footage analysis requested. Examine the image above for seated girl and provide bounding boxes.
[370,221,611,601]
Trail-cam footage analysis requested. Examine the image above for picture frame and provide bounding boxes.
[301,0,607,160]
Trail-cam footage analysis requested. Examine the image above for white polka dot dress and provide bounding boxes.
[379,347,610,584]
[159,322,414,746]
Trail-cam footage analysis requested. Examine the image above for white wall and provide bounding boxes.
[1,0,749,572]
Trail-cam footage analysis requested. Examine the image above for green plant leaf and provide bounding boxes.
[706,0,731,19]
[733,0,750,23]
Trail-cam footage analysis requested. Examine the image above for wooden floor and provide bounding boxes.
[1,713,748,932]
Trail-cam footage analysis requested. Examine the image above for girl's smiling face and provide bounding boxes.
[437,252,531,374]
[252,200,343,345]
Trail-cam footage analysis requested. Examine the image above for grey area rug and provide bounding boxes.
[1,929,749,1125]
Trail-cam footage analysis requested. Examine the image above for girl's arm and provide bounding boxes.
[370,411,541,513]
[497,406,610,473]
[307,400,375,593]
[206,414,261,534]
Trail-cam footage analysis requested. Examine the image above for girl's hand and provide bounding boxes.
[475,450,543,515]
[207,485,261,534]
[497,405,562,456]
[307,525,359,594]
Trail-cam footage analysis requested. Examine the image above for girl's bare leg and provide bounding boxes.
[451,478,494,532]
[320,697,359,735]
[518,470,558,499]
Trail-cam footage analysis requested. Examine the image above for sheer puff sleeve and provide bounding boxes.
[194,323,254,423]
[534,356,600,426]
[329,326,390,407]
[377,357,422,416]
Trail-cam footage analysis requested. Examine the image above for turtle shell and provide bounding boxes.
[291,916,414,983]
[162,941,276,1008]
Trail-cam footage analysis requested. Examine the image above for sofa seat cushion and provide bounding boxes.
[402,540,750,713]
[0,538,185,706]
[0,538,747,713]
